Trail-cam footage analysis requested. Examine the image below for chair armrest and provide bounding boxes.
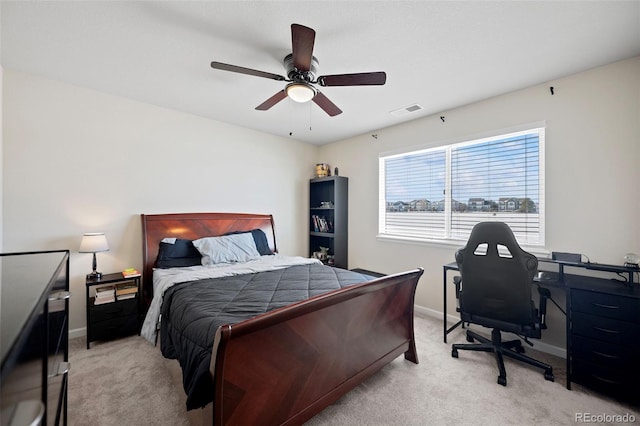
[537,285,551,329]
[453,276,462,311]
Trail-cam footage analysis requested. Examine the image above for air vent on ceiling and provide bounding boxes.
[390,103,424,117]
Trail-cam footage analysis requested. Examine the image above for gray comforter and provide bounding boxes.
[160,263,374,410]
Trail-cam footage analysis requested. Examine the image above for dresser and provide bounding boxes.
[566,275,640,405]
[0,251,71,426]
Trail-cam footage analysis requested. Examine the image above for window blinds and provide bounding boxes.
[379,127,544,246]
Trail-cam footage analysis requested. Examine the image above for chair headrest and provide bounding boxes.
[459,222,537,271]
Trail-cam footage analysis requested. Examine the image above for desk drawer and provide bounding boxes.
[571,289,640,322]
[572,312,640,348]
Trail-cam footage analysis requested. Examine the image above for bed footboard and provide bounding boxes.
[207,268,424,425]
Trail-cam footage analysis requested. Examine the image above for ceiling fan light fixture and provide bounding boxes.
[286,82,316,103]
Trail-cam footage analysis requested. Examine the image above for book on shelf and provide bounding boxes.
[95,285,115,296]
[94,296,115,305]
[115,282,138,296]
[117,293,136,301]
[122,268,141,278]
[94,285,116,304]
[311,215,333,233]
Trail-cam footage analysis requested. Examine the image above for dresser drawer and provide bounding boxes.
[572,358,639,403]
[571,335,637,366]
[90,298,138,322]
[91,315,139,342]
[571,289,640,322]
[572,312,640,348]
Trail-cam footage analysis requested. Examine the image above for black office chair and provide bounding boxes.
[451,221,554,386]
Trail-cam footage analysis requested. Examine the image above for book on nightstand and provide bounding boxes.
[115,282,138,301]
[94,286,116,305]
[122,268,141,278]
[116,293,136,301]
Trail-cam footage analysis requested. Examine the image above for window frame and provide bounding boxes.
[378,123,546,249]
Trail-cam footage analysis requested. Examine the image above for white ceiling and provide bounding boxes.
[2,1,639,145]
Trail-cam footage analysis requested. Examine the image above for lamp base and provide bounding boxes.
[86,271,103,280]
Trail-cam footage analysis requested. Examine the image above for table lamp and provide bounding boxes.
[79,232,109,279]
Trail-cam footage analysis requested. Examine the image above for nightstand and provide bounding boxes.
[85,272,141,349]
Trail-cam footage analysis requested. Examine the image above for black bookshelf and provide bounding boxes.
[309,176,348,269]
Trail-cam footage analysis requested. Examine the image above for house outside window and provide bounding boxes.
[378,125,545,246]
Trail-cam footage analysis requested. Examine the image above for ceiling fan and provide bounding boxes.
[210,24,386,117]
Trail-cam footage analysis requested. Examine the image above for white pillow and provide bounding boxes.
[193,233,261,265]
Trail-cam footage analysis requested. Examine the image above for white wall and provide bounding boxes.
[4,57,639,351]
[0,65,3,252]
[319,56,640,351]
[2,70,318,336]
[1,65,3,313]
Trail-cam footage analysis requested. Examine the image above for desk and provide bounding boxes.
[442,262,462,343]
[442,259,640,405]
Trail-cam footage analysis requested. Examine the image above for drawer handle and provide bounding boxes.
[591,373,621,385]
[592,303,619,310]
[49,361,71,377]
[5,400,45,426]
[592,350,620,360]
[592,326,621,334]
[49,291,72,301]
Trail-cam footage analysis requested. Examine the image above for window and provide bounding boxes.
[379,126,544,246]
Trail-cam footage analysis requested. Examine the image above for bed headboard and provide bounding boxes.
[140,212,277,306]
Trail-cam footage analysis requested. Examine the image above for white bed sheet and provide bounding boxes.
[141,254,321,343]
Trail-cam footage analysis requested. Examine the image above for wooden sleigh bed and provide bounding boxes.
[141,212,423,425]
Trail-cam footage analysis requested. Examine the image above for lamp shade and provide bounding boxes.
[79,233,109,253]
[286,82,316,103]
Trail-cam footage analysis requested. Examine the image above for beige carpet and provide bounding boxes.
[68,314,639,425]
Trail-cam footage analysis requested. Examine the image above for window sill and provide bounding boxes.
[376,234,550,257]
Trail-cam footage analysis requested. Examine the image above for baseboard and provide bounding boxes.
[69,327,86,340]
[414,304,567,359]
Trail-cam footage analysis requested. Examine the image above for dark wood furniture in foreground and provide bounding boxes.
[1,250,70,426]
[86,273,142,349]
[141,212,424,425]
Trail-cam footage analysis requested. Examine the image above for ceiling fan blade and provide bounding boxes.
[318,71,387,87]
[291,24,315,71]
[255,90,288,111]
[211,61,285,81]
[313,91,342,117]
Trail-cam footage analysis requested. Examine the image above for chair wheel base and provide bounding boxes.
[544,371,554,382]
[497,376,507,386]
[452,349,459,358]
